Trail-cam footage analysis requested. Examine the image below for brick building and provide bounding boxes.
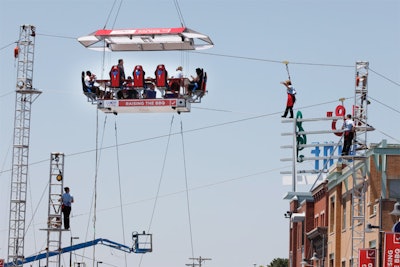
[286,140,400,267]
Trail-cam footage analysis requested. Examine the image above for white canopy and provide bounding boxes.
[77,27,214,51]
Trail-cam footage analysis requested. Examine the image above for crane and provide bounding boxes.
[4,235,152,267]
[7,24,42,267]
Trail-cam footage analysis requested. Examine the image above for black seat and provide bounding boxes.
[191,69,207,102]
[81,71,97,102]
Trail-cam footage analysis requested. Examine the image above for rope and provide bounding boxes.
[283,61,291,81]
[173,0,186,27]
[180,119,195,258]
[114,116,128,267]
[111,1,124,29]
[84,112,107,265]
[92,109,99,267]
[103,0,118,29]
[139,115,175,267]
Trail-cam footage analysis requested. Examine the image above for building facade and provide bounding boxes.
[287,140,400,267]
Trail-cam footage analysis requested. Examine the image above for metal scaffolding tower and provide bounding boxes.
[7,24,42,266]
[281,61,374,267]
[44,153,65,267]
[350,61,372,267]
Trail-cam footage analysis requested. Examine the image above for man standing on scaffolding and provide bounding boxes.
[61,187,74,230]
[341,114,355,156]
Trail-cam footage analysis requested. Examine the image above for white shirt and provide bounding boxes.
[84,75,93,87]
[175,70,183,79]
[343,118,354,132]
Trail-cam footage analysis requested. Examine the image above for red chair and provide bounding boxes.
[109,65,120,88]
[155,64,168,89]
[133,65,145,88]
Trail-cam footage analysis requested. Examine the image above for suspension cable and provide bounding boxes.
[180,119,195,258]
[173,0,186,27]
[283,60,291,81]
[103,0,118,29]
[83,112,107,265]
[114,116,128,267]
[111,0,124,29]
[139,115,175,267]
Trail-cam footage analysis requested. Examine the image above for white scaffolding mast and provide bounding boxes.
[43,153,65,267]
[350,61,371,267]
[7,24,42,266]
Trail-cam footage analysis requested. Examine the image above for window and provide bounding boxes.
[373,204,377,215]
[314,215,319,228]
[321,212,325,226]
[349,195,353,227]
[330,196,335,232]
[342,196,347,230]
[329,253,334,267]
[388,179,400,199]
[369,239,377,248]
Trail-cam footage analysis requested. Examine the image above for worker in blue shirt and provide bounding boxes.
[61,187,74,230]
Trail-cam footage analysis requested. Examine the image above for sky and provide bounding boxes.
[0,0,399,267]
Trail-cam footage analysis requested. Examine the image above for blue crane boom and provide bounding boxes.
[5,238,148,267]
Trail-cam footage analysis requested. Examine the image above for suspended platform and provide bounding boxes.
[78,27,214,51]
[81,69,207,114]
[78,26,212,113]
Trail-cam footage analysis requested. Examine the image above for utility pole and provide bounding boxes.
[186,256,212,267]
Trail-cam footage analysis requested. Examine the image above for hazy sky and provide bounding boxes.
[0,1,399,267]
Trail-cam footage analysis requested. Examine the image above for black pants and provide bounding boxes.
[62,206,71,229]
[282,106,294,118]
[342,132,354,155]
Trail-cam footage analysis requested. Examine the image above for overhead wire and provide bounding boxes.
[36,33,76,40]
[191,51,355,68]
[370,68,400,87]
[2,95,400,178]
[3,32,400,91]
[0,96,368,176]
[0,41,17,51]
[3,29,400,89]
[68,166,288,221]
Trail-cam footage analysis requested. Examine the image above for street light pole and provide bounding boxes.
[96,261,103,267]
[70,236,79,267]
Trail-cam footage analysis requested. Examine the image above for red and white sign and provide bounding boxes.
[95,27,185,37]
[118,99,177,107]
[383,232,400,267]
[359,248,376,267]
[0,258,4,267]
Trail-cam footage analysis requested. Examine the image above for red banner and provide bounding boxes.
[383,232,400,267]
[119,99,176,107]
[359,249,376,267]
[0,259,4,267]
[95,27,185,36]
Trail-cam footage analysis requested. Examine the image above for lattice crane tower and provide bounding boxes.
[351,61,374,267]
[7,24,42,266]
